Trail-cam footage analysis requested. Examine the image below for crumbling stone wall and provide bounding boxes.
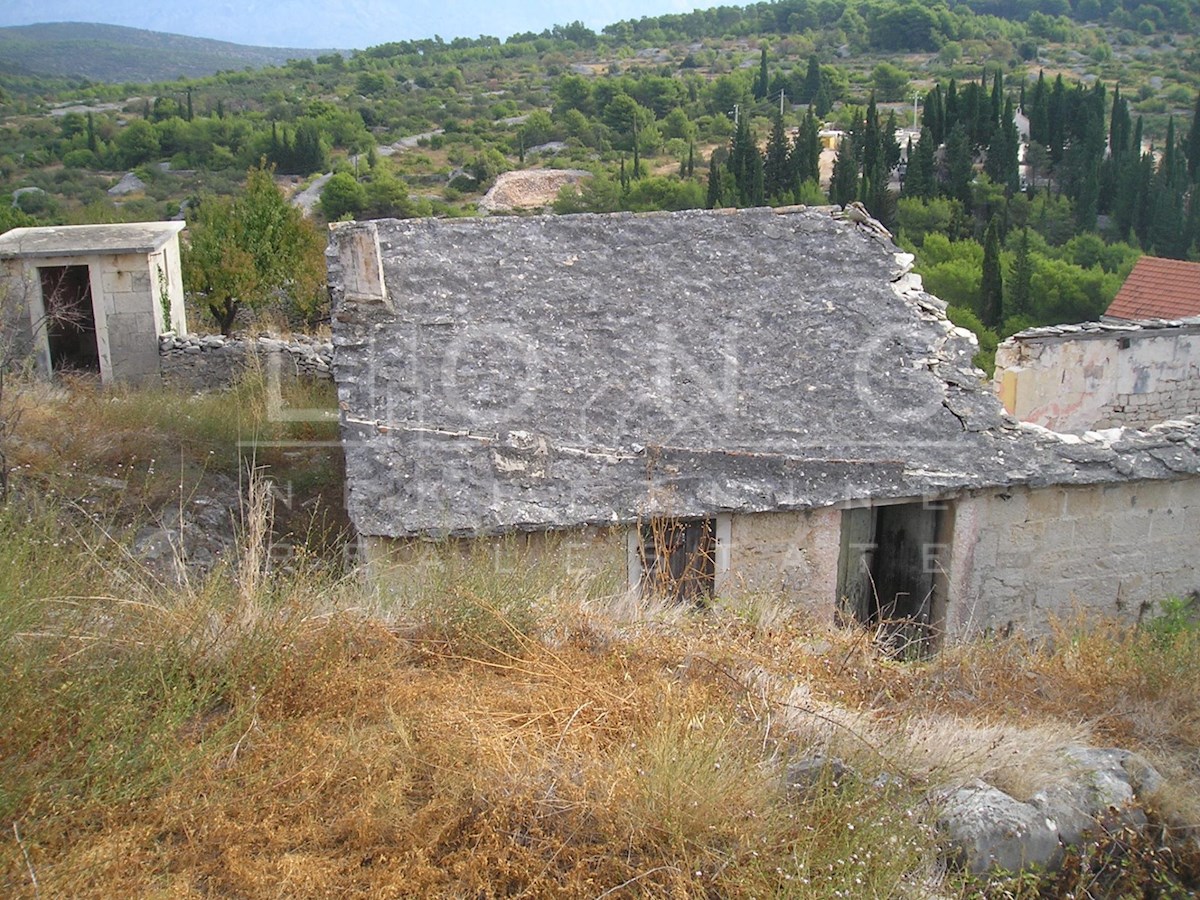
[947,476,1200,638]
[159,333,332,391]
[995,321,1200,432]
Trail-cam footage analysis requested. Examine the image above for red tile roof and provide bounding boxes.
[1105,256,1200,320]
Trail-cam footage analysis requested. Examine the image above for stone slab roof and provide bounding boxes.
[1105,256,1200,321]
[1007,316,1200,343]
[328,208,1200,539]
[0,222,184,259]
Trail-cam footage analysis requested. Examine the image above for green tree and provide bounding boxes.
[752,47,769,101]
[183,164,325,334]
[984,97,1020,195]
[943,123,974,206]
[871,63,909,102]
[903,128,936,201]
[764,110,790,202]
[799,55,821,105]
[1008,227,1033,317]
[115,119,160,167]
[1186,90,1200,182]
[320,172,367,220]
[830,140,859,208]
[980,217,1004,329]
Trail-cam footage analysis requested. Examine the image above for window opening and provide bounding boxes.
[639,517,716,604]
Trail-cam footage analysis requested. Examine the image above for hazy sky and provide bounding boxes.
[0,1,711,49]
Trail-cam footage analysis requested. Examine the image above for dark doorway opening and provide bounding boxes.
[38,265,99,375]
[836,501,953,655]
[639,517,716,604]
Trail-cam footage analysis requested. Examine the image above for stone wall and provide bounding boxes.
[995,320,1200,432]
[159,333,332,391]
[727,509,842,615]
[947,477,1200,639]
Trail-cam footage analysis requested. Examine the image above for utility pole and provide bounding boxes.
[730,103,739,125]
[779,90,786,117]
[912,91,920,130]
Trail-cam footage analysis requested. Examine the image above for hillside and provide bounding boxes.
[0,23,337,83]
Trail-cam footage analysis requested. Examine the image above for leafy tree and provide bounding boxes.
[980,217,1004,329]
[871,63,909,102]
[183,164,325,334]
[116,119,160,167]
[320,172,367,220]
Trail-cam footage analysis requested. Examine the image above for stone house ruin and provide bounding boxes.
[994,318,1200,432]
[0,222,187,383]
[329,208,1200,644]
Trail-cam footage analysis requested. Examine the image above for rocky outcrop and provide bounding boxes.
[936,746,1164,874]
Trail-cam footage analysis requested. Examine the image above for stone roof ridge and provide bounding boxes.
[1013,415,1200,481]
[1004,315,1200,343]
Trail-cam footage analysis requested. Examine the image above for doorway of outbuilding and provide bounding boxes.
[38,265,99,375]
[836,500,953,655]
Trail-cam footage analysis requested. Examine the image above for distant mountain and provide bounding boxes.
[0,1,701,53]
[0,23,337,83]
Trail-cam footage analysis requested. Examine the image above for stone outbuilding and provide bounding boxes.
[0,221,188,383]
[328,208,1200,645]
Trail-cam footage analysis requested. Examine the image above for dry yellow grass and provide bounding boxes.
[2,378,1200,897]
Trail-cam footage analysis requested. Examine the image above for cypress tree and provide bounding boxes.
[944,123,974,206]
[1028,71,1049,147]
[86,112,97,153]
[980,218,1004,329]
[830,140,859,208]
[729,114,758,205]
[813,81,832,118]
[801,55,821,105]
[924,86,944,145]
[1009,227,1033,318]
[945,79,959,133]
[753,47,769,101]
[1185,89,1200,182]
[751,151,765,206]
[1149,117,1190,258]
[764,109,790,201]
[903,127,936,200]
[706,155,722,208]
[686,142,695,178]
[985,96,1020,194]
[861,94,881,182]
[789,109,821,191]
[1048,75,1066,163]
